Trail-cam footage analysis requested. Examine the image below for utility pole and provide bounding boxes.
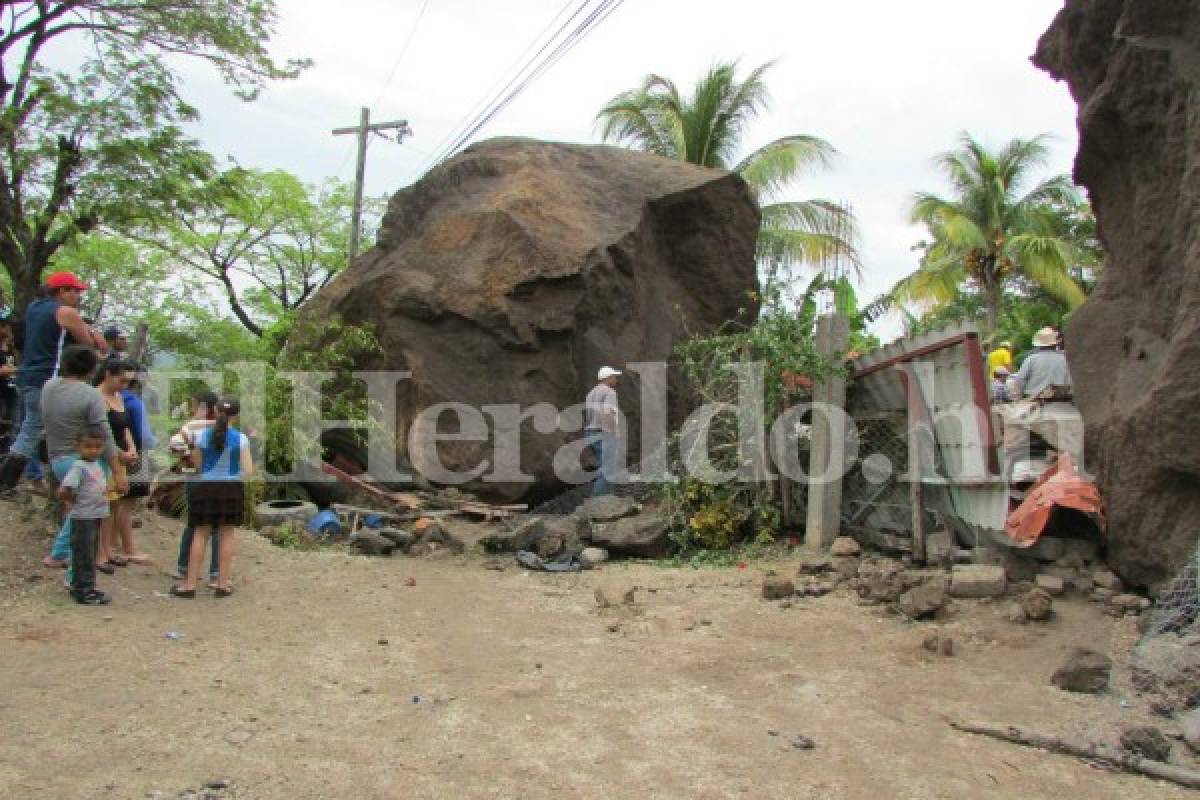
[333,107,412,262]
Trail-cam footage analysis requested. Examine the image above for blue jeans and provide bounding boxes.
[49,456,77,563]
[589,431,619,496]
[11,384,43,459]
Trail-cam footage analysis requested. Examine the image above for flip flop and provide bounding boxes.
[96,562,115,575]
[123,554,150,564]
[213,586,235,598]
[42,556,68,569]
[169,585,195,598]
[109,555,129,567]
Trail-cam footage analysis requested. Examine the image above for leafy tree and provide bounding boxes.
[136,169,383,336]
[891,133,1093,333]
[0,1,307,312]
[44,232,172,326]
[596,60,858,296]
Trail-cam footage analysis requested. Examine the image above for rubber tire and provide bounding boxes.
[255,499,318,528]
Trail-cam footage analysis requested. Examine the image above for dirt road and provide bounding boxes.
[0,503,1192,799]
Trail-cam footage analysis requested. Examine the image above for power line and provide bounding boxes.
[420,0,584,170]
[435,0,621,163]
[420,0,623,172]
[373,0,434,108]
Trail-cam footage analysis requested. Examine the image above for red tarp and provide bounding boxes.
[1005,453,1105,546]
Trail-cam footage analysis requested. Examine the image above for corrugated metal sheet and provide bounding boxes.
[843,322,1009,546]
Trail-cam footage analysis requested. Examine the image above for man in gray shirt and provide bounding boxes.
[1014,327,1073,399]
[39,346,126,569]
[584,366,621,495]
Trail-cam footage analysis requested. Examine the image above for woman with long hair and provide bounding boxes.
[171,396,252,598]
[94,358,142,568]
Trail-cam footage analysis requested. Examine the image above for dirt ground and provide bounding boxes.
[0,498,1195,800]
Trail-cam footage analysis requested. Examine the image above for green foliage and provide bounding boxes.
[262,520,322,551]
[661,300,841,553]
[891,132,1098,332]
[596,59,858,292]
[0,1,307,306]
[135,168,383,336]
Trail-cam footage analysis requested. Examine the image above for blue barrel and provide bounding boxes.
[307,509,342,537]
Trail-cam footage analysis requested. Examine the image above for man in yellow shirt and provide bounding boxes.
[987,340,1013,378]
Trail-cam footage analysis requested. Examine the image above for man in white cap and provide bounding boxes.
[584,366,621,495]
[1012,327,1072,399]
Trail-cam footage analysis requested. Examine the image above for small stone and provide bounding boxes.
[1006,603,1028,624]
[762,577,795,600]
[1054,552,1085,570]
[830,536,861,557]
[897,577,947,620]
[921,632,954,656]
[605,622,620,633]
[222,728,254,745]
[831,555,860,581]
[924,530,955,564]
[939,637,955,657]
[403,577,416,587]
[580,547,609,568]
[1091,587,1115,603]
[948,565,1007,598]
[595,581,636,608]
[1093,569,1124,592]
[1020,587,1054,621]
[1073,571,1095,594]
[377,638,388,646]
[1119,726,1171,762]
[1110,593,1150,612]
[1181,709,1200,754]
[1035,574,1065,596]
[1051,648,1112,693]
[778,600,792,610]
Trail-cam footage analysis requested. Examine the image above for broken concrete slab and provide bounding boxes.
[589,514,670,558]
[948,565,1007,598]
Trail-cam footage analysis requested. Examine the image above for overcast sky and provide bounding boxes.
[172,0,1079,340]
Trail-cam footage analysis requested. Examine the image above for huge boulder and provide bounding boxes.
[304,138,760,501]
[1034,3,1200,589]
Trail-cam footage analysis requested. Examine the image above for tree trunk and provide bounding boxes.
[982,259,1001,336]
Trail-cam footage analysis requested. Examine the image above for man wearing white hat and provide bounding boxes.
[1013,327,1072,399]
[584,366,621,495]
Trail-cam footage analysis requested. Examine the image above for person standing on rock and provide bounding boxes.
[584,366,622,496]
[0,272,107,490]
[1013,327,1072,399]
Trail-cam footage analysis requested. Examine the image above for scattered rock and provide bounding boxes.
[1093,569,1124,593]
[376,527,415,549]
[348,530,394,556]
[948,565,1007,598]
[1091,587,1115,603]
[415,520,465,553]
[1051,648,1112,693]
[854,560,910,604]
[762,577,795,600]
[796,554,833,575]
[1073,571,1095,594]
[480,517,544,553]
[1055,552,1086,570]
[1035,574,1066,596]
[1006,603,1028,624]
[831,555,860,581]
[594,581,637,609]
[1110,593,1151,613]
[897,577,947,620]
[579,547,609,568]
[1020,588,1054,621]
[589,514,670,558]
[830,536,861,557]
[922,632,955,657]
[578,495,637,522]
[1119,726,1172,762]
[223,728,254,746]
[1130,635,1200,711]
[535,531,567,559]
[924,530,956,565]
[1181,708,1200,754]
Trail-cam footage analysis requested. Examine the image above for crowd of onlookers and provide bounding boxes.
[0,271,253,606]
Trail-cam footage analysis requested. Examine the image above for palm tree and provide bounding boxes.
[893,132,1089,333]
[596,60,857,300]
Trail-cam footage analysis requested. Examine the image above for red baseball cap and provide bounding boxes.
[44,271,88,290]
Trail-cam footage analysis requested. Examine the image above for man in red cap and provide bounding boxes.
[0,271,107,491]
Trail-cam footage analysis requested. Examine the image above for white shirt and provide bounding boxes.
[584,383,618,433]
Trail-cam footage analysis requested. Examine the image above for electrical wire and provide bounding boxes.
[420,0,624,172]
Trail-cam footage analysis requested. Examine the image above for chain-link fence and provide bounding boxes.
[1131,541,1200,713]
[840,413,915,551]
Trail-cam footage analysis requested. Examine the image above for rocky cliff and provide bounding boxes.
[1035,0,1200,589]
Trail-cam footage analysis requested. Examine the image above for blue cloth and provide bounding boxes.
[11,384,43,459]
[195,425,244,480]
[16,298,65,389]
[121,389,154,451]
[589,431,619,497]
